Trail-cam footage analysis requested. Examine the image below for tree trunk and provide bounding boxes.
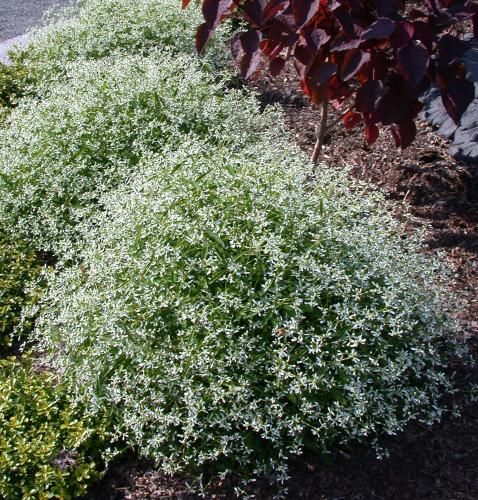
[311,98,329,166]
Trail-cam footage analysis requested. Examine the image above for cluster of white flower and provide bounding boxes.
[34,137,459,478]
[20,0,228,88]
[0,50,279,251]
[1,0,461,483]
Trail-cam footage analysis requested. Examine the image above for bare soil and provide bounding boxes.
[86,64,478,499]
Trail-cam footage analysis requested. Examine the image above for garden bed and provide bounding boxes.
[83,64,478,499]
[1,1,477,497]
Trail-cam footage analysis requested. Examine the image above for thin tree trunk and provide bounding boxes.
[311,98,329,166]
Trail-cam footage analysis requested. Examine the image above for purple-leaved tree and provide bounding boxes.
[185,0,477,163]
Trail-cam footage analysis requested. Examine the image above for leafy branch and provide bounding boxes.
[185,0,477,163]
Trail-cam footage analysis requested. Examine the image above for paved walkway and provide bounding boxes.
[0,0,70,42]
[0,0,70,63]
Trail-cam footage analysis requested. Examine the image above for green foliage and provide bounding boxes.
[0,233,44,351]
[0,51,274,252]
[0,0,464,488]
[16,0,228,91]
[34,139,460,481]
[0,55,32,126]
[0,59,29,109]
[0,355,109,499]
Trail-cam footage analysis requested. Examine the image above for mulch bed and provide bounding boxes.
[86,64,478,499]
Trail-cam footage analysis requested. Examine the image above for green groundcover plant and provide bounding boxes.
[34,139,461,481]
[0,58,29,109]
[9,0,228,94]
[0,54,32,124]
[0,51,275,252]
[0,355,109,499]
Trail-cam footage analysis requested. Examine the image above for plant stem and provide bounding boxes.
[311,98,329,166]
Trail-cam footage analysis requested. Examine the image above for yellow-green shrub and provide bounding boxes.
[0,355,108,499]
[0,56,30,109]
[0,234,44,350]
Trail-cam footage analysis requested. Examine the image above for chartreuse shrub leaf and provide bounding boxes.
[0,233,45,351]
[0,355,110,499]
[34,140,461,482]
[0,55,31,125]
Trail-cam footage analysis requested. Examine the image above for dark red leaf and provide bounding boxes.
[292,0,321,28]
[457,63,467,80]
[196,23,213,53]
[304,80,328,105]
[261,39,283,58]
[390,125,400,147]
[391,119,416,148]
[390,21,414,48]
[316,62,337,85]
[343,111,362,129]
[371,52,389,79]
[398,44,429,87]
[330,32,361,52]
[262,0,290,23]
[305,29,331,50]
[233,34,262,80]
[334,6,355,34]
[241,0,264,27]
[377,74,415,125]
[240,50,262,79]
[442,78,475,124]
[267,22,298,47]
[340,49,371,81]
[293,44,314,80]
[447,4,476,22]
[374,0,402,18]
[202,0,231,29]
[240,30,261,53]
[425,0,440,15]
[328,75,353,105]
[365,124,379,144]
[327,0,341,10]
[355,80,384,112]
[182,0,192,9]
[361,18,396,41]
[438,35,469,65]
[412,21,433,52]
[270,56,286,76]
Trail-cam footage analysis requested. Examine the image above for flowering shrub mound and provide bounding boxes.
[0,52,275,252]
[35,140,458,480]
[16,0,227,90]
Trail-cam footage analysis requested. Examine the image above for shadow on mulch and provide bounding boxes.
[85,63,478,499]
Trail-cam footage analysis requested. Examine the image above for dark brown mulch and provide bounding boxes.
[86,64,478,499]
[256,65,478,335]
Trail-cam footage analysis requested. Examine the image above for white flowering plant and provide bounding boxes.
[14,0,228,91]
[33,138,461,482]
[0,52,275,252]
[0,0,466,488]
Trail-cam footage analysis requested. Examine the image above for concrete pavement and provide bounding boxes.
[0,0,70,41]
[0,0,70,63]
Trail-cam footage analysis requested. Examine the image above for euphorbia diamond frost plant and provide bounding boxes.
[185,0,477,163]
